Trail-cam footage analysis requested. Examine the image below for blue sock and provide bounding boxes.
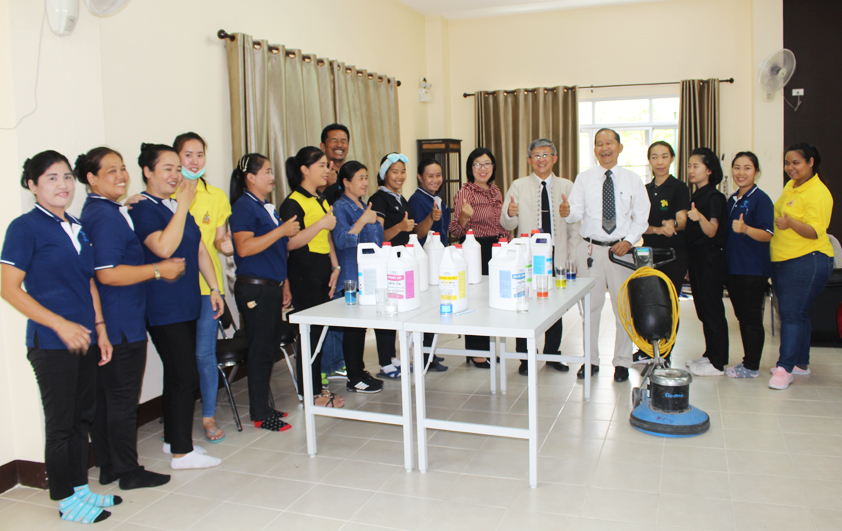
[73,484,122,507]
[59,492,109,524]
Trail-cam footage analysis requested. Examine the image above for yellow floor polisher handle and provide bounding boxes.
[617,266,680,358]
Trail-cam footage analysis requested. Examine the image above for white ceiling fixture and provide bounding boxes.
[398,0,672,20]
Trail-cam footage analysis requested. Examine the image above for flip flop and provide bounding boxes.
[204,427,226,444]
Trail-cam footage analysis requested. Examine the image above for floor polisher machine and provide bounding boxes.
[610,247,710,437]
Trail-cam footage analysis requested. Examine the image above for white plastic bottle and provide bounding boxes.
[407,234,429,292]
[386,246,421,312]
[462,230,483,284]
[513,233,533,297]
[424,232,445,286]
[489,246,526,311]
[356,243,389,305]
[403,244,423,298]
[530,232,554,287]
[438,246,468,313]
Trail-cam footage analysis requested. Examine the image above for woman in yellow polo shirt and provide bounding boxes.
[279,146,344,408]
[174,133,233,441]
[769,143,834,390]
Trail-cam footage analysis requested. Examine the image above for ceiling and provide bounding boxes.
[397,0,671,20]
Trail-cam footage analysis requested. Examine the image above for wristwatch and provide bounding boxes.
[332,265,341,271]
[153,264,161,280]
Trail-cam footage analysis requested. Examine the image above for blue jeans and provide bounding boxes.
[772,252,833,372]
[321,291,346,375]
[196,295,220,418]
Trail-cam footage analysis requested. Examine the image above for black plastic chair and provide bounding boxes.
[216,299,249,432]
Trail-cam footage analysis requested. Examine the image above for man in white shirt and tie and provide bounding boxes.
[559,128,650,382]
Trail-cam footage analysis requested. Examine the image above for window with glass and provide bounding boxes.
[578,96,679,181]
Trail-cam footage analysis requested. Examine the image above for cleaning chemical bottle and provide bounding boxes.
[407,234,429,292]
[403,244,423,297]
[357,243,390,305]
[438,246,468,313]
[530,232,554,288]
[462,230,483,284]
[424,232,445,286]
[514,233,533,297]
[386,246,420,312]
[489,245,526,311]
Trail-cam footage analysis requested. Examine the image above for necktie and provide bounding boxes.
[541,181,551,236]
[602,170,616,234]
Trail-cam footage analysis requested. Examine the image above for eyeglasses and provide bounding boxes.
[530,153,554,160]
[472,162,493,169]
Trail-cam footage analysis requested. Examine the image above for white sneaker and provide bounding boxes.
[688,362,723,376]
[770,366,811,376]
[685,357,710,368]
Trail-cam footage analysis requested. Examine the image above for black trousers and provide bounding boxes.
[289,254,331,396]
[375,329,396,367]
[235,281,286,421]
[147,320,198,455]
[28,343,98,500]
[658,246,689,295]
[342,327,368,380]
[90,337,147,476]
[688,246,729,370]
[462,235,498,352]
[726,274,769,371]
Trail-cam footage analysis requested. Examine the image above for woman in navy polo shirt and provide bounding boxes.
[129,143,223,470]
[229,153,300,430]
[1,150,117,524]
[408,159,450,246]
[332,161,385,393]
[724,152,774,378]
[279,146,345,408]
[77,147,182,490]
[368,153,416,247]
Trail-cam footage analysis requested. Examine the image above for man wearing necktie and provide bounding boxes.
[560,129,651,382]
[501,139,581,375]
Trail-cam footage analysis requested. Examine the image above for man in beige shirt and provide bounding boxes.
[500,138,581,375]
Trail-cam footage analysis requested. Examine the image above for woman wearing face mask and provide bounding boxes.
[279,146,345,408]
[684,147,729,377]
[638,141,689,367]
[369,153,447,375]
[1,151,116,524]
[723,152,774,379]
[173,132,232,444]
[230,153,301,429]
[77,147,180,491]
[129,143,224,469]
[331,161,385,393]
[409,159,450,246]
[449,148,509,367]
[768,143,834,390]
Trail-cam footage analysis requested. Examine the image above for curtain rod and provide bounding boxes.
[217,30,401,86]
[461,78,734,98]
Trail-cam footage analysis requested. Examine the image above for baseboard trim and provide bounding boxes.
[1,365,251,494]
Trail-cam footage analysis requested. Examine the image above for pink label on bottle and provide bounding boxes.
[405,271,415,299]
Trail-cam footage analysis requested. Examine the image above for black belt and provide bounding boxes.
[236,275,284,287]
[584,237,621,247]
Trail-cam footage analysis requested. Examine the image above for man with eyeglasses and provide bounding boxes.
[501,138,581,375]
[559,128,651,382]
[319,123,350,206]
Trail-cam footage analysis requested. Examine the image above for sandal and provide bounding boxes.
[204,427,226,444]
[315,390,344,408]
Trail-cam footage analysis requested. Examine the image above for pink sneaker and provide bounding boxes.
[769,367,793,390]
[769,366,811,376]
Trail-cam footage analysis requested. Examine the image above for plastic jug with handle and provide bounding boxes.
[386,246,421,312]
[407,234,429,292]
[424,232,445,286]
[357,243,389,305]
[462,230,483,284]
[438,246,468,313]
[489,245,527,311]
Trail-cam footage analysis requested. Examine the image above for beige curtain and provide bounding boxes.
[678,78,720,186]
[225,33,400,201]
[475,86,578,199]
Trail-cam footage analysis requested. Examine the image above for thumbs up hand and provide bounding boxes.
[559,194,570,218]
[775,214,791,230]
[218,230,234,255]
[687,202,701,222]
[281,215,301,237]
[430,201,442,221]
[461,202,474,220]
[320,207,337,231]
[398,211,416,232]
[507,196,519,217]
[732,213,748,234]
[360,202,378,225]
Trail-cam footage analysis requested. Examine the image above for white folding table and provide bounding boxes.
[288,287,447,472]
[405,278,595,487]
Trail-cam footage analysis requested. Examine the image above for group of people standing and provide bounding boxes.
[0,118,831,524]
